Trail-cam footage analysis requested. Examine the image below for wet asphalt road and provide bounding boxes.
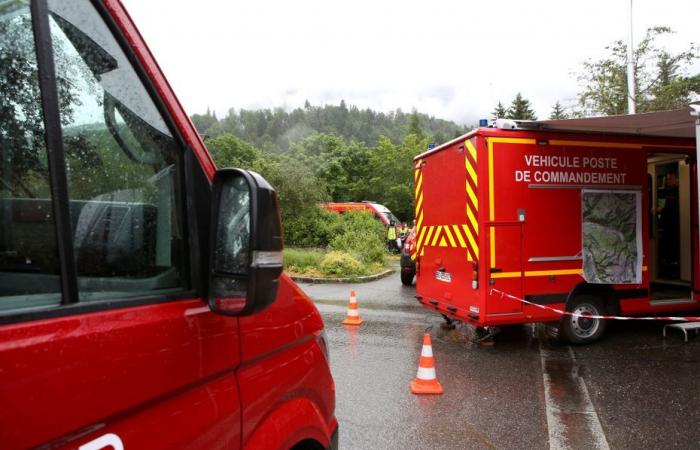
[298,270,700,450]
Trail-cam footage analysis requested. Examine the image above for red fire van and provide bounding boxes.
[413,124,698,344]
[0,1,337,448]
[322,202,401,226]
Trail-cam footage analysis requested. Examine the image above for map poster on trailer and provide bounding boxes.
[581,190,642,284]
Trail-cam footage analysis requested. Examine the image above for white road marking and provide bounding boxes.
[540,344,610,450]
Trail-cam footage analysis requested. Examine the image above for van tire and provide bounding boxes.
[560,295,607,345]
[401,269,415,286]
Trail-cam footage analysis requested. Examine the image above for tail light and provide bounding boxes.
[471,261,479,289]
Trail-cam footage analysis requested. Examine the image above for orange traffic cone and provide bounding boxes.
[410,331,444,395]
[341,290,364,326]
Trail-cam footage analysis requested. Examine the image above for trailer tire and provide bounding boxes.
[400,269,415,286]
[560,295,607,345]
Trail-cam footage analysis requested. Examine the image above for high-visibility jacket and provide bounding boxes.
[387,227,397,240]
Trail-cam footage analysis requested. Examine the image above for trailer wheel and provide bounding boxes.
[400,269,415,286]
[560,295,607,344]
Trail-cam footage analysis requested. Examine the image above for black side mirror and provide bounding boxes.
[208,168,283,316]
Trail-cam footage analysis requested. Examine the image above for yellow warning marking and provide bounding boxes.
[423,226,435,249]
[466,181,478,211]
[416,226,428,251]
[465,158,478,187]
[466,205,478,234]
[431,226,443,246]
[452,224,467,248]
[465,139,477,162]
[415,173,423,194]
[462,224,479,259]
[439,236,448,247]
[416,211,423,230]
[415,192,423,215]
[443,225,457,247]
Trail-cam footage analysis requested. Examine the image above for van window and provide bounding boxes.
[0,2,62,310]
[46,0,187,301]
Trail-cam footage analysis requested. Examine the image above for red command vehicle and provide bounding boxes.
[413,124,698,344]
[0,1,337,449]
[322,201,401,226]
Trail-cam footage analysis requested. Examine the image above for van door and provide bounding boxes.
[0,1,240,448]
[487,224,524,315]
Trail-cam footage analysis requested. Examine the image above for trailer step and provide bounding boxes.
[663,322,700,342]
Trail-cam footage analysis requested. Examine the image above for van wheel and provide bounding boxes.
[400,269,415,286]
[560,295,607,345]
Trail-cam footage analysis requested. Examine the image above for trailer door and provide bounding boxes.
[487,224,523,315]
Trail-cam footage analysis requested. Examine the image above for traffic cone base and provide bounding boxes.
[341,290,363,326]
[410,379,444,395]
[341,316,364,325]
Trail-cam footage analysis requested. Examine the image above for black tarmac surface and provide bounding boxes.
[299,270,700,450]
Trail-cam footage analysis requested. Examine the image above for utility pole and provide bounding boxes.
[627,0,636,114]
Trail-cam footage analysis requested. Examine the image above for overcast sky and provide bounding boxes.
[122,0,699,125]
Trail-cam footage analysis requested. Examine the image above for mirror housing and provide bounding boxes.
[208,168,283,316]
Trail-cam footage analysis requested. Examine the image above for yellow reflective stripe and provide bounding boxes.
[490,271,522,279]
[443,225,457,247]
[431,226,442,246]
[452,224,467,248]
[438,236,448,247]
[524,269,582,277]
[423,226,435,248]
[488,141,495,267]
[466,250,473,262]
[466,205,478,234]
[461,224,479,259]
[489,137,537,145]
[416,226,428,251]
[490,269,583,279]
[466,139,477,162]
[465,158,478,187]
[414,169,419,181]
[415,192,423,215]
[416,211,423,230]
[466,181,478,211]
[415,175,423,195]
[549,140,642,149]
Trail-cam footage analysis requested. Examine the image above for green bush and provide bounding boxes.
[283,247,324,274]
[283,207,341,247]
[319,251,364,277]
[329,211,386,264]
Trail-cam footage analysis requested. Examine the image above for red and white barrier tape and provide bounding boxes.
[490,288,700,322]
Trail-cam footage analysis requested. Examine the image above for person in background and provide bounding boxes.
[387,220,398,252]
[395,223,403,250]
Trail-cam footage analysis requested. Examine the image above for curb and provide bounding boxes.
[290,268,395,284]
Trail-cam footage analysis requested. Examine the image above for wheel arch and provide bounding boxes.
[567,282,619,316]
[242,397,332,450]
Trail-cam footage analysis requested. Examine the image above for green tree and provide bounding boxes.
[206,133,260,169]
[576,26,700,116]
[506,93,537,120]
[406,109,426,141]
[549,101,568,120]
[190,107,218,135]
[491,101,508,119]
